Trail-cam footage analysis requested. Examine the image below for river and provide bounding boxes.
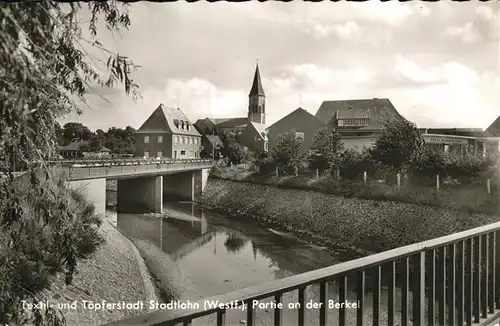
[106,200,410,325]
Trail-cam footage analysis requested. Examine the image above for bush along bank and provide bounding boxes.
[200,178,498,253]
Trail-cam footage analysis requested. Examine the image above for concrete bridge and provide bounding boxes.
[47,158,214,216]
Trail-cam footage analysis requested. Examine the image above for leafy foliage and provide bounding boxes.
[309,127,344,173]
[446,155,492,183]
[0,2,139,325]
[408,149,449,185]
[220,132,246,166]
[271,131,306,175]
[339,148,377,180]
[371,118,424,171]
[56,122,136,154]
[256,157,277,176]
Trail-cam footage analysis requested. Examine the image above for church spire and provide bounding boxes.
[249,63,265,97]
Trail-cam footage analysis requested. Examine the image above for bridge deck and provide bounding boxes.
[46,159,213,181]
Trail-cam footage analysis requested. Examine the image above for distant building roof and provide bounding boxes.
[248,121,268,140]
[485,116,500,137]
[137,104,201,136]
[216,117,249,129]
[203,134,223,147]
[100,146,112,152]
[315,98,403,130]
[418,128,486,137]
[57,140,112,153]
[267,107,325,131]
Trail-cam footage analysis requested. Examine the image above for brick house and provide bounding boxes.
[266,107,327,154]
[135,104,201,159]
[315,98,403,152]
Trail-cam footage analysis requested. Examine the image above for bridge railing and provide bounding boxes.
[46,158,213,168]
[104,221,500,326]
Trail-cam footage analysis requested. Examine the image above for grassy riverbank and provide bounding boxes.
[39,219,156,326]
[200,177,497,253]
[212,166,500,216]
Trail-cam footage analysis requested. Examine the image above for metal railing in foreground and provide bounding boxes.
[104,221,500,326]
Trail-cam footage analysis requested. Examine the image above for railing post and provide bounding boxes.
[487,179,491,195]
[397,173,401,191]
[363,171,367,186]
[447,243,456,326]
[436,174,440,193]
[373,265,381,326]
[413,252,425,326]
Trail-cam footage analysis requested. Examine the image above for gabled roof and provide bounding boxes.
[485,116,500,137]
[58,140,84,151]
[315,98,403,130]
[216,117,249,129]
[137,104,201,136]
[249,64,265,97]
[267,107,325,131]
[248,121,268,141]
[202,134,223,147]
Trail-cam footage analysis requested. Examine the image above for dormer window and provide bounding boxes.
[180,121,185,130]
[186,122,190,131]
[173,119,179,128]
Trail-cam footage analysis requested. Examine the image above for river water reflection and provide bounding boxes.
[107,201,407,325]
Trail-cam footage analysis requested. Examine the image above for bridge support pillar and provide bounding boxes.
[68,178,106,218]
[163,169,210,201]
[117,176,163,213]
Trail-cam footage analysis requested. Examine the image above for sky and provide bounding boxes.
[64,1,500,131]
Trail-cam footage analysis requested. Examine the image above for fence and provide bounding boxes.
[104,221,500,326]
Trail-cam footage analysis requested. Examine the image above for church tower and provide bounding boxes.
[248,63,266,125]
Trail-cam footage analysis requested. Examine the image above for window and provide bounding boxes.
[188,137,192,145]
[158,136,163,143]
[144,150,149,158]
[144,136,150,144]
[182,137,186,144]
[194,138,198,145]
[157,151,163,157]
[174,136,178,144]
[264,142,268,151]
[180,150,186,156]
[295,132,305,140]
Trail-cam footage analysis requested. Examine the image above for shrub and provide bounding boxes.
[271,131,306,175]
[446,155,491,183]
[309,127,343,173]
[256,157,277,176]
[408,150,448,185]
[371,118,424,171]
[0,171,104,325]
[339,148,377,181]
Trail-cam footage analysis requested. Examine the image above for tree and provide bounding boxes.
[309,127,344,173]
[371,118,424,171]
[219,131,245,165]
[0,2,139,325]
[62,122,93,144]
[88,134,102,152]
[104,126,136,154]
[271,131,306,174]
